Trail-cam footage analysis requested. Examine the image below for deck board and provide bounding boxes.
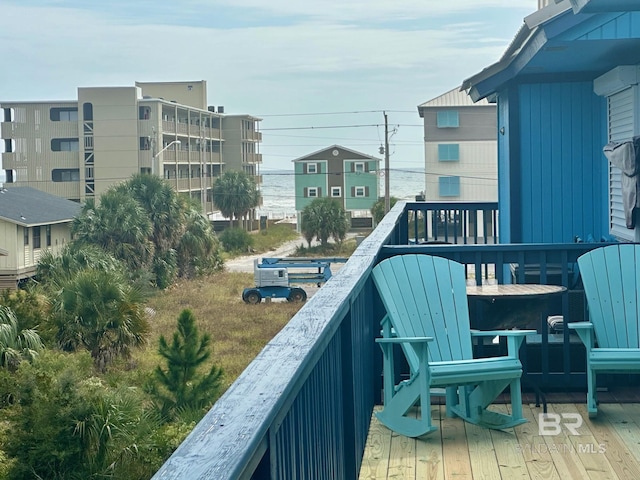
[360,402,640,480]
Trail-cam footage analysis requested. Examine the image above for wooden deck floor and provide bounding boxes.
[359,401,640,479]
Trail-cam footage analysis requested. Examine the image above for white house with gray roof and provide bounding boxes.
[0,186,81,289]
[417,87,497,201]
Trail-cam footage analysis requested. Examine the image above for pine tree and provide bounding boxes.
[153,309,223,419]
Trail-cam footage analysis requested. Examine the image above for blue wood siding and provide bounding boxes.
[514,81,608,243]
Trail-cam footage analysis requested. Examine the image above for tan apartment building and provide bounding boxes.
[0,80,262,217]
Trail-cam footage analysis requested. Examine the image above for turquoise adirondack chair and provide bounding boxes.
[568,244,640,417]
[372,254,534,438]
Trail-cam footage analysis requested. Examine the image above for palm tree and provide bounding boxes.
[300,197,350,246]
[176,208,223,278]
[51,268,149,371]
[117,174,186,254]
[72,190,154,271]
[0,305,44,370]
[212,171,260,228]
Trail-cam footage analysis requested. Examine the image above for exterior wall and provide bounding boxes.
[422,104,497,201]
[78,87,140,198]
[0,221,18,270]
[1,101,82,200]
[294,160,328,211]
[293,148,379,213]
[135,80,208,110]
[344,159,378,210]
[500,81,608,243]
[0,221,73,280]
[424,141,497,201]
[222,115,262,176]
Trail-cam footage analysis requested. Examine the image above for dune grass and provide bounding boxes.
[133,271,302,391]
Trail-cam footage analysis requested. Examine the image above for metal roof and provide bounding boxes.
[0,187,81,226]
[417,86,492,112]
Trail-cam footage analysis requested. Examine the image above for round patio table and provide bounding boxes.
[466,284,567,330]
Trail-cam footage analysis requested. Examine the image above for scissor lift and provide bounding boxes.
[241,257,347,304]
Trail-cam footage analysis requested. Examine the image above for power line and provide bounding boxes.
[256,109,418,117]
[261,123,423,131]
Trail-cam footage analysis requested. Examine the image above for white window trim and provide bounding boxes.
[308,187,318,197]
[354,162,365,173]
[307,162,318,174]
[354,186,365,197]
[331,186,341,197]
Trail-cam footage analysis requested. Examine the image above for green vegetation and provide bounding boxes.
[0,306,43,370]
[71,174,223,288]
[294,237,359,257]
[151,309,224,420]
[0,277,298,478]
[250,224,298,252]
[300,198,349,247]
[219,227,254,253]
[212,171,260,228]
[371,196,399,224]
[0,172,357,477]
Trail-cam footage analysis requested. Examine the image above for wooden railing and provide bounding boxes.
[152,201,616,479]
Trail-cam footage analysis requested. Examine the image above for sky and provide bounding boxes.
[1,0,535,173]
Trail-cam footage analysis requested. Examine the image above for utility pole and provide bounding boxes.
[384,111,390,214]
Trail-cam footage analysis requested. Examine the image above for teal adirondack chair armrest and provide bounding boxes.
[376,337,434,403]
[470,329,536,358]
[375,337,434,345]
[567,322,594,350]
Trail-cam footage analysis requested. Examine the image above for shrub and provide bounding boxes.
[219,227,254,253]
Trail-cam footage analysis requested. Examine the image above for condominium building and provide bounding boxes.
[0,80,262,217]
[417,87,497,201]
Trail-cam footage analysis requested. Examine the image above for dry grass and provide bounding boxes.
[134,271,302,391]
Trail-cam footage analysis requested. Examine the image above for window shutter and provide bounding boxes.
[351,187,355,196]
[365,163,369,172]
[304,187,308,198]
[318,187,322,197]
[303,163,307,174]
[608,87,636,241]
[365,186,369,196]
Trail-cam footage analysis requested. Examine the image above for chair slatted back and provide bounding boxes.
[577,244,640,348]
[372,254,474,367]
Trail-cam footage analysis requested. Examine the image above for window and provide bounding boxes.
[439,176,460,197]
[51,138,79,151]
[354,186,366,197]
[23,227,28,246]
[139,106,151,120]
[436,110,459,128]
[50,108,78,122]
[52,168,80,182]
[83,103,93,121]
[33,226,41,249]
[438,144,460,162]
[140,137,151,150]
[354,162,365,173]
[46,225,51,247]
[331,187,341,197]
[306,163,318,174]
[307,187,318,198]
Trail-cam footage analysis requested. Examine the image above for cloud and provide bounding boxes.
[0,1,535,167]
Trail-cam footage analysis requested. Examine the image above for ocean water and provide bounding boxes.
[257,169,426,219]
